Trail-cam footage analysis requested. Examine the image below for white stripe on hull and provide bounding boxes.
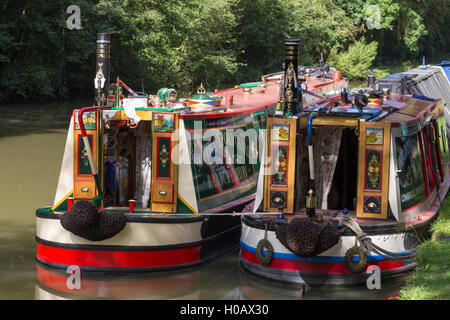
[241,223,409,258]
[36,217,203,247]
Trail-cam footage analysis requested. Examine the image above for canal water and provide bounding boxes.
[0,103,410,300]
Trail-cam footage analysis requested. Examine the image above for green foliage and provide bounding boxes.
[327,38,378,80]
[398,240,450,300]
[0,0,448,102]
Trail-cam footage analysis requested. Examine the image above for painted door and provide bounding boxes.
[356,121,391,219]
[263,117,297,213]
[151,112,178,213]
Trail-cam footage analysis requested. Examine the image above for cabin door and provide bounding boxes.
[73,109,99,202]
[151,112,178,213]
[356,122,391,219]
[263,117,297,213]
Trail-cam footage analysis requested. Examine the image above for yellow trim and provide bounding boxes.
[51,190,73,211]
[178,195,199,215]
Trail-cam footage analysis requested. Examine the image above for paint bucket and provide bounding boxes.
[67,197,74,211]
[333,70,341,80]
[129,199,136,213]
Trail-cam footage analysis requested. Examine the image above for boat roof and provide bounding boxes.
[107,76,348,120]
[306,93,441,127]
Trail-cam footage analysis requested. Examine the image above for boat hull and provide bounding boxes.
[239,216,427,286]
[36,209,240,273]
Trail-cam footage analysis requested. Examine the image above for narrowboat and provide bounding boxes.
[375,59,450,137]
[240,45,450,285]
[35,34,347,273]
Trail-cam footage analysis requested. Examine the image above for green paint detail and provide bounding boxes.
[110,107,176,112]
[36,207,55,214]
[93,173,103,199]
[239,82,262,88]
[157,137,171,178]
[93,195,102,207]
[79,135,93,175]
[177,197,194,214]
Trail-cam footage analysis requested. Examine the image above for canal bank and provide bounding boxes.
[398,195,450,300]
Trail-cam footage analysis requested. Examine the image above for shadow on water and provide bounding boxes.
[238,265,410,300]
[0,100,91,139]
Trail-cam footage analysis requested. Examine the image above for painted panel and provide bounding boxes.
[357,122,390,219]
[365,127,383,145]
[153,112,175,132]
[271,145,289,186]
[74,111,96,130]
[365,149,382,191]
[156,137,171,179]
[264,117,297,213]
[151,112,178,213]
[78,135,93,176]
[272,123,290,141]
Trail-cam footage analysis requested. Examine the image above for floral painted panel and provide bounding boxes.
[271,145,288,186]
[365,149,382,191]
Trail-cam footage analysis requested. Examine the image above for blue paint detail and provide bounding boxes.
[307,113,315,146]
[241,241,407,263]
[412,94,436,101]
[437,61,450,81]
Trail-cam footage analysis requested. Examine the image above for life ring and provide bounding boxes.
[256,239,274,266]
[344,245,367,273]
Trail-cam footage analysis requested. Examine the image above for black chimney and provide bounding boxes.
[283,39,300,115]
[95,33,110,106]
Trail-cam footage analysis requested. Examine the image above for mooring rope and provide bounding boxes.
[339,215,417,263]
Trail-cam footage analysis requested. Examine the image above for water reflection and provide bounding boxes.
[238,266,410,300]
[34,247,409,300]
[35,249,242,300]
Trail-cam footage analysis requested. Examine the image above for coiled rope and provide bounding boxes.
[339,215,417,264]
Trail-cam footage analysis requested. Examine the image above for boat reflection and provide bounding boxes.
[35,249,241,300]
[238,265,411,300]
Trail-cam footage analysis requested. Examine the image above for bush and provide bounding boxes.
[327,38,378,80]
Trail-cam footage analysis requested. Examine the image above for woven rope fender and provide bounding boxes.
[256,220,274,266]
[275,218,347,257]
[256,239,274,266]
[60,200,126,241]
[344,245,367,273]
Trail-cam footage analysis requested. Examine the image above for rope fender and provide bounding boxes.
[339,215,417,273]
[256,220,274,266]
[256,239,274,266]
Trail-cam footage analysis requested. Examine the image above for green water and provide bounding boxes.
[0,102,409,300]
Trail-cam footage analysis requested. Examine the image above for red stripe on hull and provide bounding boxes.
[241,248,405,274]
[37,243,201,269]
[36,265,200,298]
